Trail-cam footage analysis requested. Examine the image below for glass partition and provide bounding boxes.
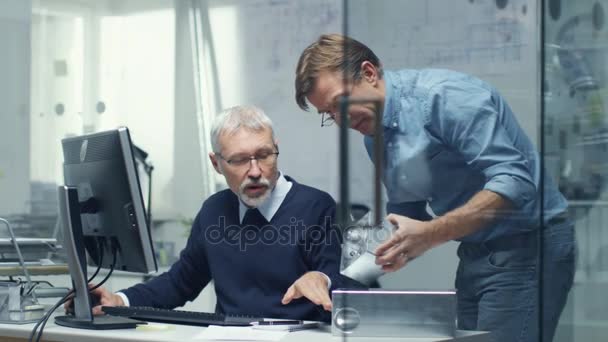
[5,0,608,338]
[543,0,608,340]
[341,1,571,341]
[343,0,541,292]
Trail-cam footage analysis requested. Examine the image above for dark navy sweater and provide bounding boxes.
[121,176,351,321]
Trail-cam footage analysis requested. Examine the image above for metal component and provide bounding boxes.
[338,95,350,234]
[8,285,20,312]
[373,101,384,226]
[58,185,93,321]
[0,218,37,302]
[33,287,71,298]
[341,215,394,285]
[332,289,457,338]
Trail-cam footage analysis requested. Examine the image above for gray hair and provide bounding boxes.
[210,105,276,153]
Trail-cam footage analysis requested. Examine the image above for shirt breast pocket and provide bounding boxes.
[385,144,434,203]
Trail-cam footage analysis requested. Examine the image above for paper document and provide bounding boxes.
[252,322,320,331]
[194,326,287,341]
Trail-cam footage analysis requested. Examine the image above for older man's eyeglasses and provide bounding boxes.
[320,112,335,127]
[216,148,280,168]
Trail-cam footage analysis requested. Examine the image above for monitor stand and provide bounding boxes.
[54,185,144,330]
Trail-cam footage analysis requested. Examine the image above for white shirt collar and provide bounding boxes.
[238,172,293,224]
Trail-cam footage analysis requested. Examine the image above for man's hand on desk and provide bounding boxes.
[63,285,125,316]
[281,271,332,311]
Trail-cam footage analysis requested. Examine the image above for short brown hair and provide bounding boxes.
[295,34,383,110]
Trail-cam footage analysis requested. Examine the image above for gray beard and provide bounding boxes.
[239,188,271,208]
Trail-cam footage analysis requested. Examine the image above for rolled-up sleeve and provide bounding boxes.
[425,82,537,209]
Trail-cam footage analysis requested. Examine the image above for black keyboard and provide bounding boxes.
[101,306,262,327]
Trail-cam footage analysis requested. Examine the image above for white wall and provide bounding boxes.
[351,0,540,142]
[0,0,31,217]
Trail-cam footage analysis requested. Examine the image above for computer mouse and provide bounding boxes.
[66,293,101,314]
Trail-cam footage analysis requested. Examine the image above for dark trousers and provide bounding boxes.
[456,216,576,342]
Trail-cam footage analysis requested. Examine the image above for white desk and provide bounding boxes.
[0,320,490,342]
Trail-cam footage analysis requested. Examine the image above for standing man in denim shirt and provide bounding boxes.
[295,34,575,342]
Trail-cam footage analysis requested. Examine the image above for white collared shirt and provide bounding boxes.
[238,172,292,223]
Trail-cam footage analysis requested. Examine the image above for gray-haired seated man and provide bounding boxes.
[66,105,363,322]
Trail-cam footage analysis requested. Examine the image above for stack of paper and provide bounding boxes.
[194,326,288,341]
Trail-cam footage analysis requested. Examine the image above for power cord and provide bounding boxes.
[28,292,73,342]
[31,247,116,342]
[29,239,114,342]
[87,239,106,284]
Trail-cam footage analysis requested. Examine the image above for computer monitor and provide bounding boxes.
[55,127,157,329]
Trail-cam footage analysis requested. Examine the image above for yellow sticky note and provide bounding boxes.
[136,323,173,331]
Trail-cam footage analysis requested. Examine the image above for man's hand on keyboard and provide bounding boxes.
[63,285,125,316]
[281,271,332,311]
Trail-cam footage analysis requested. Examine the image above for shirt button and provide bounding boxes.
[428,197,433,202]
[387,142,393,147]
[392,122,398,127]
[400,175,407,180]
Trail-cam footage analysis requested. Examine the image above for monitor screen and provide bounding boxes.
[56,127,157,329]
[61,127,157,274]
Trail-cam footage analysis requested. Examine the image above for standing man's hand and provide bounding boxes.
[374,214,439,272]
[282,271,332,311]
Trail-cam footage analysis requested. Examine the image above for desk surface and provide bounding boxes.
[0,319,490,342]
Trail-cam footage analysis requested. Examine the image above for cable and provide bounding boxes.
[32,280,55,287]
[34,295,72,342]
[23,236,104,337]
[89,243,117,292]
[87,238,105,283]
[28,292,72,342]
[25,282,39,296]
[30,241,115,342]
[33,250,116,342]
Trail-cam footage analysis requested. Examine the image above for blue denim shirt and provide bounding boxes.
[364,69,567,242]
